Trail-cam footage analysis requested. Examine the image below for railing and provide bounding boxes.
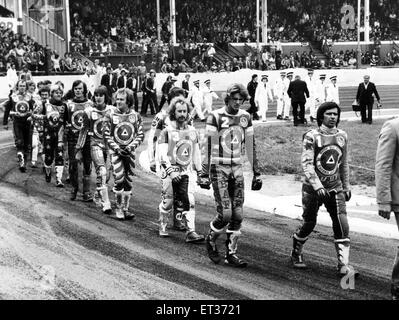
[23,14,66,57]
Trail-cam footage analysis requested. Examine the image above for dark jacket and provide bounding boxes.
[287,79,309,103]
[247,80,258,101]
[356,81,380,104]
[101,73,117,94]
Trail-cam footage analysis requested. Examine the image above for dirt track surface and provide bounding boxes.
[0,129,397,301]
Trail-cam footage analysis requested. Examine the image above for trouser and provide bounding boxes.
[159,174,192,229]
[248,99,257,116]
[132,91,139,112]
[292,101,306,124]
[110,150,135,192]
[392,213,399,297]
[91,144,111,211]
[159,95,168,110]
[44,129,64,167]
[191,102,205,121]
[295,184,349,240]
[68,133,92,192]
[258,103,268,120]
[13,119,30,164]
[277,96,290,118]
[141,92,158,115]
[360,102,373,123]
[308,97,317,119]
[209,164,245,232]
[31,129,43,163]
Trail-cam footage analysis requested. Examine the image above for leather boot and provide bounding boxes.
[82,175,93,202]
[225,230,247,268]
[290,233,307,269]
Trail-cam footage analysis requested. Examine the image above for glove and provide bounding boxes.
[165,166,180,181]
[251,175,263,191]
[344,190,352,202]
[316,188,330,203]
[378,210,391,220]
[75,149,83,162]
[197,171,211,189]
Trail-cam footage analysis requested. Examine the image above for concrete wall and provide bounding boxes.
[1,67,399,100]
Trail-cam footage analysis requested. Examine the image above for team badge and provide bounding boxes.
[112,116,120,124]
[71,110,87,130]
[316,145,342,176]
[93,118,105,139]
[173,140,193,166]
[336,135,345,148]
[239,116,248,128]
[189,131,197,141]
[15,101,29,115]
[92,112,99,120]
[220,127,243,156]
[114,122,135,145]
[48,112,60,127]
[129,114,136,122]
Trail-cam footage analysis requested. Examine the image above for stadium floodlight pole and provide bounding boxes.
[256,0,260,51]
[169,0,176,45]
[364,0,370,42]
[156,0,161,43]
[17,0,23,34]
[356,0,361,69]
[261,0,267,44]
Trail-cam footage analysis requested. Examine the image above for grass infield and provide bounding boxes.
[254,118,391,186]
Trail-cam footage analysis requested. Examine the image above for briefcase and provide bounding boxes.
[352,99,362,112]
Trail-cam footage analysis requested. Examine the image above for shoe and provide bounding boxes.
[206,233,221,264]
[82,193,93,202]
[159,224,169,237]
[284,116,290,120]
[294,122,298,127]
[65,177,70,184]
[185,231,205,243]
[103,208,112,215]
[173,215,187,231]
[224,254,248,268]
[56,180,64,188]
[124,210,135,220]
[45,172,51,183]
[310,116,315,123]
[31,161,37,168]
[70,189,78,201]
[277,115,283,120]
[115,208,125,220]
[19,166,26,173]
[290,250,307,269]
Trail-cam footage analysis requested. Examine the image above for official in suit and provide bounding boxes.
[375,117,399,300]
[182,74,190,97]
[287,74,309,126]
[356,75,381,124]
[247,74,259,120]
[126,72,139,112]
[116,69,128,89]
[100,66,117,102]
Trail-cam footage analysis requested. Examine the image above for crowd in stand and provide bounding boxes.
[0,24,47,74]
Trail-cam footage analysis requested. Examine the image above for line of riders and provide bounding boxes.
[2,78,360,279]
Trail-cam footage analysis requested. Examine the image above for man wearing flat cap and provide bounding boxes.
[356,75,381,124]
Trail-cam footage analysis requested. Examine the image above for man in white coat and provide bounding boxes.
[305,68,317,122]
[274,71,289,120]
[188,80,205,121]
[202,79,219,116]
[325,75,340,105]
[314,74,327,115]
[255,75,274,122]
